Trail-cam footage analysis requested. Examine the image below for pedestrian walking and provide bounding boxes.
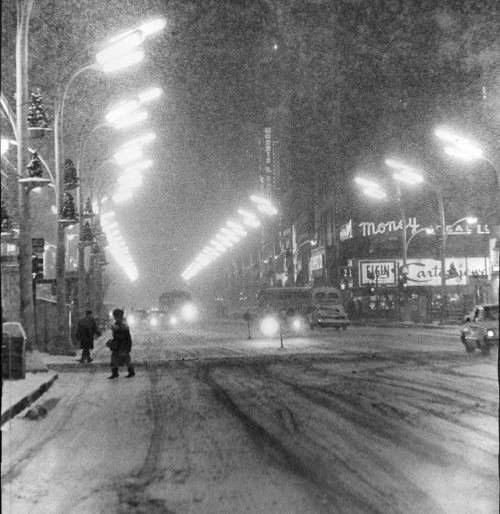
[106,308,135,379]
[76,310,101,363]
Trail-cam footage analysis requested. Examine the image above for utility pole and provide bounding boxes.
[16,0,36,348]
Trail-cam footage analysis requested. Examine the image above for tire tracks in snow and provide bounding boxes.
[202,359,446,514]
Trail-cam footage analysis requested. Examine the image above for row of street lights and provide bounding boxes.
[354,127,498,323]
[51,19,165,353]
[181,195,278,281]
[3,5,165,353]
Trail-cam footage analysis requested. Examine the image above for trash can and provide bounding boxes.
[2,322,27,380]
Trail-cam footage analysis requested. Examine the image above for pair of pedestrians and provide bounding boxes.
[76,309,135,379]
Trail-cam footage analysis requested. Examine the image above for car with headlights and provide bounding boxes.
[165,302,199,328]
[460,304,498,355]
[127,310,148,329]
[147,309,167,328]
[309,287,349,330]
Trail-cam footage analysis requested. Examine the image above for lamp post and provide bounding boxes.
[293,239,316,285]
[386,159,449,324]
[405,227,435,253]
[51,20,165,354]
[355,175,411,320]
[14,0,36,345]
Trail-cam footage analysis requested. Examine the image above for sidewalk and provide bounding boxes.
[1,350,58,426]
[1,337,110,426]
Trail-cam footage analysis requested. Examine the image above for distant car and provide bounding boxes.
[127,310,148,328]
[460,304,498,355]
[147,309,167,328]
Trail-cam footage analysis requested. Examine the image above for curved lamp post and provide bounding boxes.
[386,159,450,324]
[293,239,316,285]
[52,57,144,355]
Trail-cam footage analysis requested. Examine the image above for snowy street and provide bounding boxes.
[2,321,498,513]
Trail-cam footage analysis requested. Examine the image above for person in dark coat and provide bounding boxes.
[107,308,135,379]
[76,310,101,363]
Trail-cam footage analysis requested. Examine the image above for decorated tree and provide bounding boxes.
[27,88,50,128]
[26,151,44,177]
[83,196,93,215]
[60,192,78,220]
[64,158,78,187]
[1,204,11,233]
[82,220,93,242]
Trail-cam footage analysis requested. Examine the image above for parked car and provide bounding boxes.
[460,304,498,355]
[309,288,350,330]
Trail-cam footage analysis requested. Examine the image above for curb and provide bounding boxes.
[1,373,58,426]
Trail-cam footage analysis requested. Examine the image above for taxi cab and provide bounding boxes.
[460,304,498,355]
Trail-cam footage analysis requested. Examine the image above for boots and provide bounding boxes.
[125,367,135,378]
[108,368,119,379]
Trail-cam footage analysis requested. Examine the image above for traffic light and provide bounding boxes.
[398,274,408,291]
[366,282,375,296]
[31,254,43,279]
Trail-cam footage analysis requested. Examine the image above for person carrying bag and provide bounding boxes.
[107,309,135,379]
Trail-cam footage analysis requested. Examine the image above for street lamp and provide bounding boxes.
[52,36,152,355]
[354,177,388,199]
[434,128,500,191]
[405,227,435,253]
[292,239,316,285]
[387,159,450,324]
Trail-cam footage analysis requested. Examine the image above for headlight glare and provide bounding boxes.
[260,316,279,337]
[181,303,197,321]
[486,329,495,338]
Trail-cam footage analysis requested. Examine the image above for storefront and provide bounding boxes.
[312,212,495,322]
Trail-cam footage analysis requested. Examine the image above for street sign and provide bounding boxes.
[32,237,45,254]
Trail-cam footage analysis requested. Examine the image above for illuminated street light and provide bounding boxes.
[100,50,145,73]
[112,187,133,203]
[215,234,234,247]
[113,110,148,129]
[118,170,143,188]
[237,208,257,219]
[354,177,388,200]
[138,87,162,103]
[105,99,140,123]
[106,87,161,124]
[354,177,380,189]
[114,145,143,165]
[210,241,227,252]
[123,160,153,173]
[220,228,241,242]
[226,220,247,236]
[386,159,424,184]
[434,128,499,191]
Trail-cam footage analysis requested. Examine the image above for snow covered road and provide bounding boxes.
[2,323,498,513]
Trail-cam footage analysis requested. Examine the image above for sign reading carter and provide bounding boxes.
[359,257,489,287]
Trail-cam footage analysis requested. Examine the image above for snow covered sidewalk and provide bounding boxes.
[1,350,58,426]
